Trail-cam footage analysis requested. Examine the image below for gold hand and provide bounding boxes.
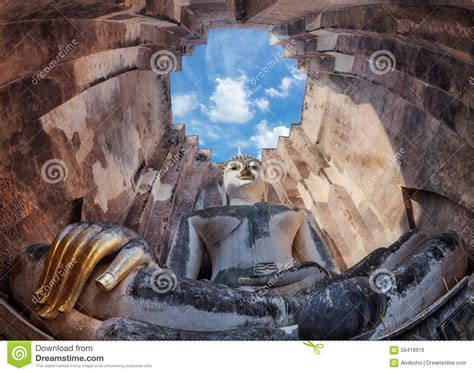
[35,223,148,319]
[57,226,135,314]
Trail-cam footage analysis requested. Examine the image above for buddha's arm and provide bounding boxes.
[166,215,205,279]
[292,212,340,275]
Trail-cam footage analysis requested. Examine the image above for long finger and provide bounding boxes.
[34,223,80,296]
[95,238,151,291]
[34,222,91,302]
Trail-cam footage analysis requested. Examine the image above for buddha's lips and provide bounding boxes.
[238,175,253,180]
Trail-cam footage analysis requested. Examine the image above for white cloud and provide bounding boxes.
[255,98,270,112]
[250,120,290,149]
[290,66,306,81]
[173,92,199,117]
[281,76,294,91]
[265,77,293,98]
[205,31,259,77]
[265,88,281,98]
[265,70,306,98]
[203,76,253,124]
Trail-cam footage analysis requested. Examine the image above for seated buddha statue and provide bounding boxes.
[9,154,468,340]
[166,154,339,290]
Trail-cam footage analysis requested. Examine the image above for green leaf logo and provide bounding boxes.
[303,341,324,355]
[7,341,32,368]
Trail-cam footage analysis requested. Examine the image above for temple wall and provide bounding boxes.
[262,3,473,267]
[242,0,474,26]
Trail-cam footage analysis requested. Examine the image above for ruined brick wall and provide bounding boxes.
[263,3,473,266]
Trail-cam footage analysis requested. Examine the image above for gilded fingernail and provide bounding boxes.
[36,305,59,320]
[57,301,70,313]
[96,272,115,291]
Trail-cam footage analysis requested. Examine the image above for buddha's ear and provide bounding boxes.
[218,162,227,173]
[215,163,227,206]
[263,183,268,202]
[217,183,228,206]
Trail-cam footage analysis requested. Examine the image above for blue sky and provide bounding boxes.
[170,28,306,162]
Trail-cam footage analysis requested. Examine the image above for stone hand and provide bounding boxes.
[238,263,330,287]
[33,222,152,320]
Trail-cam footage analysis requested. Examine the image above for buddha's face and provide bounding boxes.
[223,158,265,204]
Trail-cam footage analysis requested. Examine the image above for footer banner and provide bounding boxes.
[1,341,471,372]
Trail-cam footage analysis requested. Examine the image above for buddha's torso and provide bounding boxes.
[188,203,305,285]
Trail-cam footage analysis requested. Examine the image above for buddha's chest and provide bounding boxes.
[191,204,304,267]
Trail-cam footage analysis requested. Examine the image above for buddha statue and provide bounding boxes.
[166,154,339,290]
[9,154,468,340]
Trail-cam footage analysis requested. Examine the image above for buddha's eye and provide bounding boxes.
[228,163,239,171]
[249,163,259,170]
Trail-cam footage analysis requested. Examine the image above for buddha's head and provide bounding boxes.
[223,154,265,205]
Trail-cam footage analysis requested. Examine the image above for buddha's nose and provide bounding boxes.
[239,166,252,178]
